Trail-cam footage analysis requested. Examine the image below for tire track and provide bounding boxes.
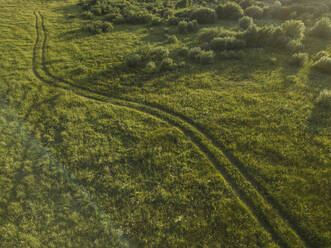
[34,11,310,248]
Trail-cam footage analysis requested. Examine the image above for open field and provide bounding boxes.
[0,0,330,247]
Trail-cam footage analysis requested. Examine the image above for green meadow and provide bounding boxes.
[0,0,330,247]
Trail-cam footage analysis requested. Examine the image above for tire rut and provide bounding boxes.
[33,11,311,248]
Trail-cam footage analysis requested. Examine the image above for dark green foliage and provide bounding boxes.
[187,47,214,64]
[312,56,331,74]
[210,37,246,51]
[310,17,331,39]
[125,53,142,67]
[317,90,331,108]
[144,61,157,72]
[239,16,253,30]
[174,8,192,20]
[176,0,192,9]
[290,53,308,66]
[82,10,94,19]
[191,7,217,24]
[83,21,113,34]
[280,20,305,41]
[150,46,170,61]
[239,0,254,9]
[245,5,263,19]
[160,57,176,70]
[313,51,329,62]
[167,34,178,44]
[177,20,199,33]
[216,2,244,20]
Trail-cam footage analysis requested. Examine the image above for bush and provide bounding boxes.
[150,47,170,60]
[245,6,264,19]
[219,50,243,59]
[312,56,331,74]
[198,28,221,43]
[82,11,94,20]
[84,21,113,34]
[290,53,308,66]
[317,90,331,108]
[125,53,142,67]
[188,47,214,64]
[286,40,304,53]
[178,20,188,33]
[160,58,176,70]
[239,16,254,30]
[216,2,244,20]
[191,7,217,24]
[310,17,331,39]
[313,51,329,62]
[145,61,157,73]
[187,20,199,32]
[177,46,189,56]
[280,20,305,41]
[284,75,299,86]
[178,20,199,33]
[210,37,246,51]
[167,35,178,44]
[174,8,192,20]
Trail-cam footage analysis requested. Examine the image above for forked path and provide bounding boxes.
[33,11,311,248]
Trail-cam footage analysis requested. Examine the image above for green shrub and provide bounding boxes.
[178,20,199,33]
[284,75,299,86]
[312,56,331,74]
[176,0,192,9]
[210,37,246,51]
[188,47,214,64]
[313,51,329,62]
[125,53,142,67]
[198,28,221,42]
[286,39,304,53]
[310,17,331,39]
[178,20,188,33]
[239,16,254,30]
[150,47,170,60]
[82,11,94,20]
[290,53,308,66]
[84,21,113,34]
[316,90,331,108]
[280,20,305,41]
[177,46,189,56]
[245,6,263,19]
[174,8,192,20]
[145,61,157,73]
[216,2,244,20]
[219,50,243,59]
[160,58,176,70]
[239,0,255,9]
[167,35,178,44]
[191,7,217,24]
[187,20,199,32]
[125,10,153,24]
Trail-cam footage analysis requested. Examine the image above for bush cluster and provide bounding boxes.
[216,2,244,20]
[83,21,113,34]
[312,56,331,74]
[177,20,199,33]
[239,16,254,30]
[187,47,215,64]
[317,90,331,108]
[125,45,178,72]
[245,5,263,19]
[210,37,246,51]
[310,17,331,39]
[290,53,308,67]
[191,7,217,24]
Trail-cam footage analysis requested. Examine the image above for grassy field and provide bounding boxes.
[0,0,330,247]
